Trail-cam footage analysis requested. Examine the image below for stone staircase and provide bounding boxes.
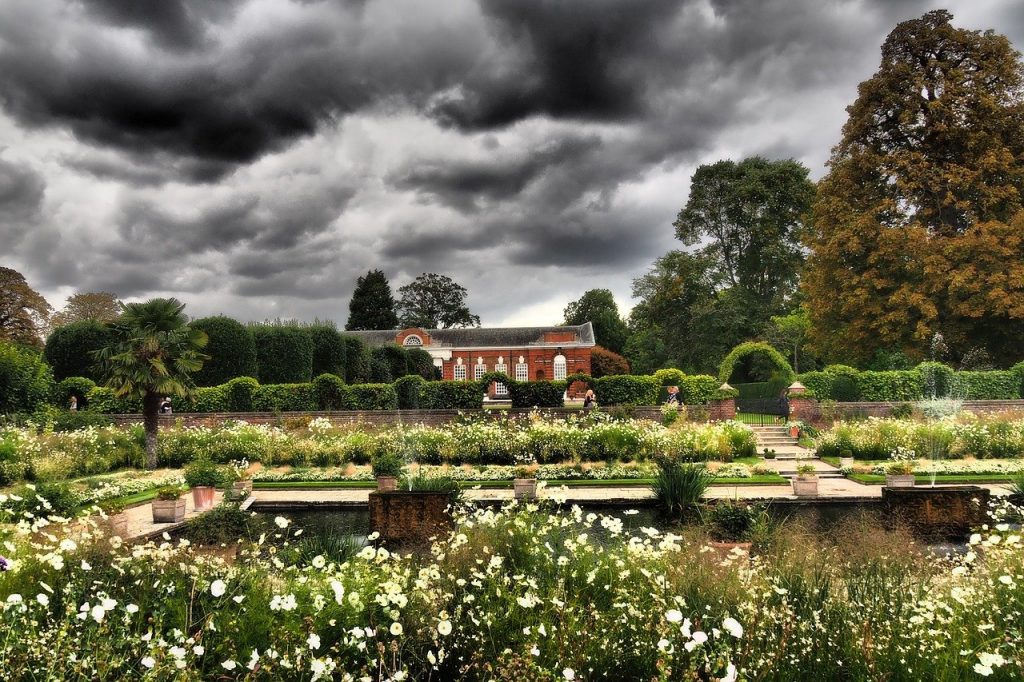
[750,425,844,480]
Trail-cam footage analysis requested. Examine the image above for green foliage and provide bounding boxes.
[312,373,347,410]
[188,317,257,387]
[653,368,686,386]
[53,376,96,408]
[341,336,370,384]
[703,500,771,543]
[371,345,409,381]
[183,504,268,545]
[252,384,318,412]
[680,375,719,405]
[394,375,424,409]
[251,325,313,384]
[718,342,795,384]
[156,485,186,500]
[401,472,463,501]
[306,325,346,378]
[419,381,483,410]
[368,356,392,383]
[371,450,405,477]
[43,321,113,381]
[188,386,229,413]
[405,347,437,380]
[223,377,259,411]
[652,461,712,519]
[733,380,789,400]
[397,273,480,329]
[0,341,54,414]
[44,409,115,432]
[507,380,566,408]
[856,370,921,402]
[956,371,1021,400]
[595,375,660,406]
[589,345,630,377]
[85,386,140,413]
[917,362,955,398]
[345,269,399,331]
[346,384,398,410]
[563,289,628,354]
[184,458,226,488]
[823,364,860,401]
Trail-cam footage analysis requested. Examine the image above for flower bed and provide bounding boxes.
[842,458,1024,477]
[815,414,1024,460]
[0,494,1021,679]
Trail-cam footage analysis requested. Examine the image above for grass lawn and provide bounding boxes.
[847,473,1015,485]
[733,412,786,425]
[252,474,787,490]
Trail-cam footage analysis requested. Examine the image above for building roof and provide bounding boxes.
[346,322,595,348]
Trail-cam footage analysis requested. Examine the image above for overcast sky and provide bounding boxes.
[1,0,1021,328]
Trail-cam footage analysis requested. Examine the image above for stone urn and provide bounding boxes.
[152,498,186,523]
[376,476,398,492]
[885,474,916,488]
[191,486,216,511]
[513,478,538,500]
[792,475,818,497]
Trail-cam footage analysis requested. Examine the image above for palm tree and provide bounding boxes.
[94,298,208,469]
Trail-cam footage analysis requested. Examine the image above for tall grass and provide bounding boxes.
[651,460,713,518]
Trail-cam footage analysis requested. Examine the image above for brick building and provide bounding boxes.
[347,323,595,397]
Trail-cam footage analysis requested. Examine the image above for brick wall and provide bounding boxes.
[442,347,591,381]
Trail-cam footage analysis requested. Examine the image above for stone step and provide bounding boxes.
[757,437,798,444]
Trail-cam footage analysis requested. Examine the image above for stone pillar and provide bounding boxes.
[708,397,736,422]
[786,381,819,423]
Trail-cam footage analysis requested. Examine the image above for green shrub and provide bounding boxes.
[371,450,405,477]
[43,321,112,381]
[251,325,314,384]
[368,356,393,383]
[34,482,80,517]
[653,368,686,386]
[718,342,795,383]
[342,336,371,383]
[856,370,921,401]
[652,461,712,519]
[252,384,317,412]
[346,384,398,410]
[1012,362,1024,398]
[822,365,860,401]
[917,361,955,398]
[956,371,1021,400]
[183,504,268,545]
[53,376,97,409]
[419,381,483,409]
[394,375,424,409]
[312,373,347,410]
[797,371,832,399]
[188,317,257,386]
[0,341,54,414]
[595,375,660,406]
[223,377,259,411]
[679,375,721,404]
[46,410,114,432]
[405,347,436,380]
[189,386,229,412]
[507,380,566,408]
[85,386,141,413]
[372,345,409,381]
[307,325,347,378]
[184,458,226,487]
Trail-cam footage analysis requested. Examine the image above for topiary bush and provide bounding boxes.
[307,325,347,378]
[252,384,318,412]
[595,375,660,406]
[372,345,409,381]
[956,371,1021,400]
[797,371,832,399]
[188,317,257,386]
[653,368,686,386]
[84,386,141,413]
[718,342,795,384]
[368,356,393,383]
[251,325,314,384]
[312,373,347,410]
[43,320,113,381]
[394,375,424,409]
[916,361,955,398]
[223,377,260,412]
[341,336,371,384]
[405,347,437,380]
[823,365,860,401]
[189,386,229,412]
[507,380,566,408]
[52,376,96,409]
[856,370,922,402]
[419,381,484,409]
[680,375,719,404]
[346,384,398,410]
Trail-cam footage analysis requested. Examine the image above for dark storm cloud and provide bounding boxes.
[82,0,233,51]
[0,157,44,220]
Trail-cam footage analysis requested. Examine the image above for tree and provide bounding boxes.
[563,289,629,354]
[0,266,51,346]
[50,292,121,328]
[397,273,480,329]
[803,10,1024,365]
[0,340,53,414]
[346,270,399,330]
[765,308,812,373]
[93,299,208,469]
[590,346,630,378]
[43,320,114,381]
[674,157,814,311]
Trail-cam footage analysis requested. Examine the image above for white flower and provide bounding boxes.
[193,645,205,656]
[563,668,575,680]
[233,595,245,604]
[722,617,743,638]
[36,593,49,606]
[998,575,1013,586]
[720,662,738,682]
[91,605,106,623]
[127,604,139,614]
[274,516,290,529]
[101,598,116,610]
[390,622,403,636]
[692,631,708,645]
[221,660,237,671]
[141,657,155,669]
[169,646,186,659]
[530,646,540,656]
[665,609,683,623]
[311,555,326,569]
[974,663,993,676]
[307,633,321,650]
[210,580,226,597]
[437,620,452,636]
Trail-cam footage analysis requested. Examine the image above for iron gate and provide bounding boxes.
[734,397,790,425]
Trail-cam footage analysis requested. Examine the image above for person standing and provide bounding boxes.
[69,395,78,411]
[583,389,596,408]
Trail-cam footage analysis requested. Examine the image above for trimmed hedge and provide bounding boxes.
[346,384,399,410]
[223,377,259,411]
[372,345,409,382]
[797,363,1023,402]
[53,376,97,409]
[653,368,686,386]
[85,386,141,414]
[307,325,347,379]
[313,373,347,410]
[394,375,425,409]
[420,381,484,410]
[252,325,314,384]
[189,317,257,387]
[253,383,318,412]
[856,370,920,402]
[718,341,795,384]
[957,371,1020,400]
[507,380,566,408]
[43,321,112,382]
[405,347,436,380]
[342,336,371,384]
[680,375,721,405]
[595,375,660,406]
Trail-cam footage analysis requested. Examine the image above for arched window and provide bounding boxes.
[403,334,423,346]
[553,354,567,380]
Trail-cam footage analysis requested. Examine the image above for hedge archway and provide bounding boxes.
[718,342,795,384]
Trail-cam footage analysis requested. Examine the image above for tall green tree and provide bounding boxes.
[563,289,629,354]
[0,266,51,346]
[94,299,208,468]
[345,270,399,330]
[765,308,813,373]
[804,10,1024,365]
[397,273,480,329]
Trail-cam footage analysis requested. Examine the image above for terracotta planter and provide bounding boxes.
[227,480,253,501]
[789,426,800,438]
[792,476,818,497]
[513,478,538,500]
[377,476,398,492]
[191,486,216,511]
[152,498,186,523]
[885,474,916,488]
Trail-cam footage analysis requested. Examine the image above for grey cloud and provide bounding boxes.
[0,156,44,220]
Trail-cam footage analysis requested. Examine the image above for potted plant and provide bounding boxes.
[703,500,770,553]
[792,463,818,497]
[371,451,404,492]
[513,464,538,500]
[98,499,129,538]
[786,421,802,439]
[225,459,253,501]
[885,461,916,488]
[763,448,777,460]
[152,486,187,523]
[184,458,224,511]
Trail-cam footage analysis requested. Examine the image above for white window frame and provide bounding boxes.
[494,381,508,396]
[403,334,423,346]
[553,354,567,380]
[474,363,486,380]
[515,362,529,382]
[494,362,507,376]
[454,364,467,381]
